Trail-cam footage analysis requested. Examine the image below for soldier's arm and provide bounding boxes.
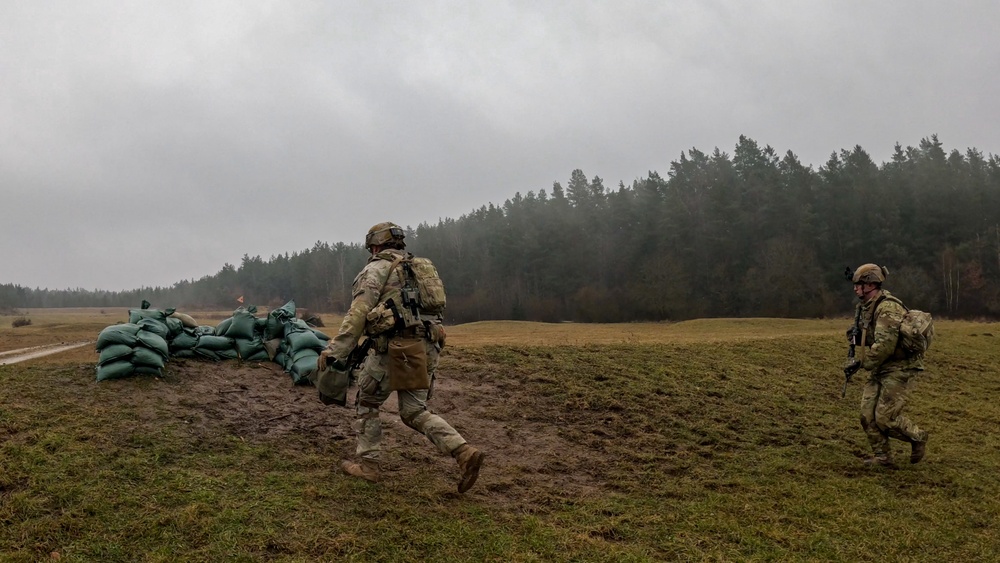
[861,302,904,371]
[325,263,387,360]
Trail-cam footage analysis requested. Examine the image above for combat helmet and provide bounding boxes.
[365,222,405,250]
[852,263,888,284]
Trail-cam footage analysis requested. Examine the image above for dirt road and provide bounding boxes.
[0,342,92,365]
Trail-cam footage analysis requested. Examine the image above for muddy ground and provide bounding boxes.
[61,351,608,508]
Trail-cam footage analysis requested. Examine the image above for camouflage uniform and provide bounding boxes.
[325,248,468,467]
[855,290,928,462]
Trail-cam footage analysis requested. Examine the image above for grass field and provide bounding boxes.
[2,309,999,561]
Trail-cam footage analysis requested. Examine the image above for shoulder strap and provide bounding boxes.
[880,294,908,312]
[380,255,407,294]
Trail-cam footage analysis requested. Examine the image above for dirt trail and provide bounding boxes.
[0,342,92,365]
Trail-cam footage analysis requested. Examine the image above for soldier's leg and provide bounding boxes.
[398,389,467,454]
[396,340,483,492]
[343,353,393,480]
[874,370,928,464]
[859,377,891,462]
[873,370,926,443]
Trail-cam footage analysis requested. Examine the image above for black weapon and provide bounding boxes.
[347,336,374,371]
[842,305,863,398]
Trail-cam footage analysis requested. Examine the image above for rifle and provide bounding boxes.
[842,305,863,398]
[347,336,374,372]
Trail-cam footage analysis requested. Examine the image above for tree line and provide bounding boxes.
[5,135,999,322]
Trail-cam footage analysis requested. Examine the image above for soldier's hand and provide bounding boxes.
[317,349,334,371]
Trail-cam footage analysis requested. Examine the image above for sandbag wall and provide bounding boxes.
[94,300,330,384]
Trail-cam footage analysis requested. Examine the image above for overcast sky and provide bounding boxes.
[3,1,998,291]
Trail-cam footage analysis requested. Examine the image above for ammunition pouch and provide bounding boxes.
[365,301,398,336]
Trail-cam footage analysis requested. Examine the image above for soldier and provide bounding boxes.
[318,222,484,492]
[846,263,929,467]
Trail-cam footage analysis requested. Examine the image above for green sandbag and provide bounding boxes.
[193,348,221,361]
[196,335,234,352]
[132,346,166,369]
[264,300,296,340]
[288,351,319,385]
[134,366,163,376]
[243,349,269,362]
[215,348,239,360]
[164,316,184,338]
[128,306,175,325]
[98,344,134,365]
[96,324,141,349]
[137,318,169,339]
[235,337,266,360]
[136,331,169,358]
[222,307,258,340]
[284,324,327,354]
[292,347,322,363]
[96,360,135,381]
[215,317,233,336]
[169,329,199,351]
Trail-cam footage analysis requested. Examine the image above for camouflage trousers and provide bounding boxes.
[351,339,466,462]
[859,368,927,458]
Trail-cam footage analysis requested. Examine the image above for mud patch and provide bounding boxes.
[96,355,613,509]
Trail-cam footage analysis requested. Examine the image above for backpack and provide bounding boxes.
[403,256,447,315]
[898,309,934,356]
[883,295,934,356]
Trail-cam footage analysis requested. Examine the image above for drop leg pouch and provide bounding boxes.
[388,336,429,391]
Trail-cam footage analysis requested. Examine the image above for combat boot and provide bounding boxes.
[452,444,485,493]
[911,432,929,464]
[340,459,379,483]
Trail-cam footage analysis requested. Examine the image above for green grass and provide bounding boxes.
[2,318,1000,561]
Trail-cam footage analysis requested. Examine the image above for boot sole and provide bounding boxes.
[458,451,485,493]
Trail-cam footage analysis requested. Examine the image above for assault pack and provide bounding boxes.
[883,295,935,356]
[403,256,446,315]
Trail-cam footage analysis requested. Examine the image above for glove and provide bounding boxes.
[843,358,861,376]
[845,327,861,344]
[317,348,349,372]
[317,349,331,371]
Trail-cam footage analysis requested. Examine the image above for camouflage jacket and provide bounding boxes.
[324,249,412,360]
[858,290,924,374]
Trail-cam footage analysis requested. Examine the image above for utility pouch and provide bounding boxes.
[428,322,447,349]
[365,301,398,336]
[387,336,429,391]
[309,366,351,407]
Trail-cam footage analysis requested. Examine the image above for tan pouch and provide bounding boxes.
[429,323,447,348]
[387,336,429,390]
[365,302,397,336]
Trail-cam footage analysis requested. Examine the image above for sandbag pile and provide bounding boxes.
[95,300,331,385]
[95,302,176,381]
[278,318,331,384]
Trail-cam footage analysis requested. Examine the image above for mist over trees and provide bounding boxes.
[5,135,1000,321]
